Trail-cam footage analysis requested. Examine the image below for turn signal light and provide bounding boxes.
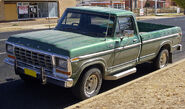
[179,33,182,36]
[71,57,79,62]
[8,55,16,59]
[56,69,71,76]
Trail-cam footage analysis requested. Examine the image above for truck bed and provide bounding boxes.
[137,22,181,40]
[137,22,174,32]
[137,22,182,63]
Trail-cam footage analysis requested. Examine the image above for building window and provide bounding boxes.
[18,2,58,19]
[114,3,124,9]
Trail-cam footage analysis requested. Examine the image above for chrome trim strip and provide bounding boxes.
[124,43,141,49]
[143,33,179,44]
[74,43,141,61]
[140,53,156,59]
[108,59,137,70]
[115,43,141,51]
[78,49,114,59]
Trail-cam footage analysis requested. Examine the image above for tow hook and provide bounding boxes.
[41,67,47,84]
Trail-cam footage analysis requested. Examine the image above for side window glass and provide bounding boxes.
[118,17,135,37]
[62,13,80,26]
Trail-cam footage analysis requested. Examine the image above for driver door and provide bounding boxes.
[112,16,141,72]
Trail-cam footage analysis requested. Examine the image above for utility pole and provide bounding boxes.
[155,0,157,15]
[141,0,143,9]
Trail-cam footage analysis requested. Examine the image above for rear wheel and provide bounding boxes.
[154,49,169,69]
[72,67,102,100]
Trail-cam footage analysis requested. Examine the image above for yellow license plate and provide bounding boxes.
[24,68,37,78]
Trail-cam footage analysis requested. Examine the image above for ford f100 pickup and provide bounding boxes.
[4,6,182,100]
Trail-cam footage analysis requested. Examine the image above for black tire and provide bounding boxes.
[71,67,102,100]
[154,49,169,69]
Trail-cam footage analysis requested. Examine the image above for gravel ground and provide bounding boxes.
[68,59,185,109]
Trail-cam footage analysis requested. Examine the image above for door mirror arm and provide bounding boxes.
[120,37,123,41]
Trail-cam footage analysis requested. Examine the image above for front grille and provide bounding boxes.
[14,47,53,71]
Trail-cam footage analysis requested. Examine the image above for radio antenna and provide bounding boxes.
[47,17,51,29]
[105,0,112,39]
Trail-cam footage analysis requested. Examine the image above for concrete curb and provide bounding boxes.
[65,58,185,109]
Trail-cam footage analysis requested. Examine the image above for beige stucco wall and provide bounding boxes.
[4,0,58,1]
[0,0,5,21]
[0,0,76,21]
[4,3,18,21]
[58,0,76,17]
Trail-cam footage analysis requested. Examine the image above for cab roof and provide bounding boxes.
[68,6,134,16]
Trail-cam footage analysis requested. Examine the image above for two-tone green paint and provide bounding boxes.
[6,6,182,86]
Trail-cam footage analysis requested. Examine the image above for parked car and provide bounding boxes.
[4,6,182,100]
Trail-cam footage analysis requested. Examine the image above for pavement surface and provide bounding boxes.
[66,58,185,109]
[0,16,185,109]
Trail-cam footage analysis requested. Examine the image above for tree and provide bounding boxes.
[144,0,150,8]
[172,0,185,14]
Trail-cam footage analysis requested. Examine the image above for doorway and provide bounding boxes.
[29,5,38,18]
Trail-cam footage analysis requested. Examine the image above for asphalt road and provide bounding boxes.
[0,16,185,109]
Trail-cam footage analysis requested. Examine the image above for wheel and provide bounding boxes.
[154,49,169,69]
[71,67,102,100]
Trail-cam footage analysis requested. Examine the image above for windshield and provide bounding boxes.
[55,10,115,37]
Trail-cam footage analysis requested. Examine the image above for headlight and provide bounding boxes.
[6,44,14,54]
[55,57,67,70]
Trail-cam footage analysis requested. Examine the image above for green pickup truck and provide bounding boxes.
[4,6,182,100]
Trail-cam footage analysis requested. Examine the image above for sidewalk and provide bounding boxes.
[0,15,184,33]
[0,19,57,32]
[66,58,185,109]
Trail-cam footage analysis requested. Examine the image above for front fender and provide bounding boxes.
[72,57,107,86]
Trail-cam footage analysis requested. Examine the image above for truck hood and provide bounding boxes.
[7,30,108,58]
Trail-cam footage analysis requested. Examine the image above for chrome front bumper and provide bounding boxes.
[4,58,73,88]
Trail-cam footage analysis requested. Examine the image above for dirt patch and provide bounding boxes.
[67,60,185,109]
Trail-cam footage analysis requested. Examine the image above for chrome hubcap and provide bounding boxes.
[84,74,98,95]
[160,52,167,68]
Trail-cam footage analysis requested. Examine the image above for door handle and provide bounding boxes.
[133,39,137,42]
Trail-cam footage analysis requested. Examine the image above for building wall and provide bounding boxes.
[165,0,172,8]
[0,0,76,21]
[4,3,18,21]
[137,0,165,9]
[58,0,76,17]
[0,0,5,21]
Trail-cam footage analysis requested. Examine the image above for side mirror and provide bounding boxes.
[123,30,134,37]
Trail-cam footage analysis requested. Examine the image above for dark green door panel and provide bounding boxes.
[112,35,140,71]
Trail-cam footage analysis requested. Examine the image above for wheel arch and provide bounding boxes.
[73,58,106,85]
[159,40,172,51]
[157,41,173,63]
